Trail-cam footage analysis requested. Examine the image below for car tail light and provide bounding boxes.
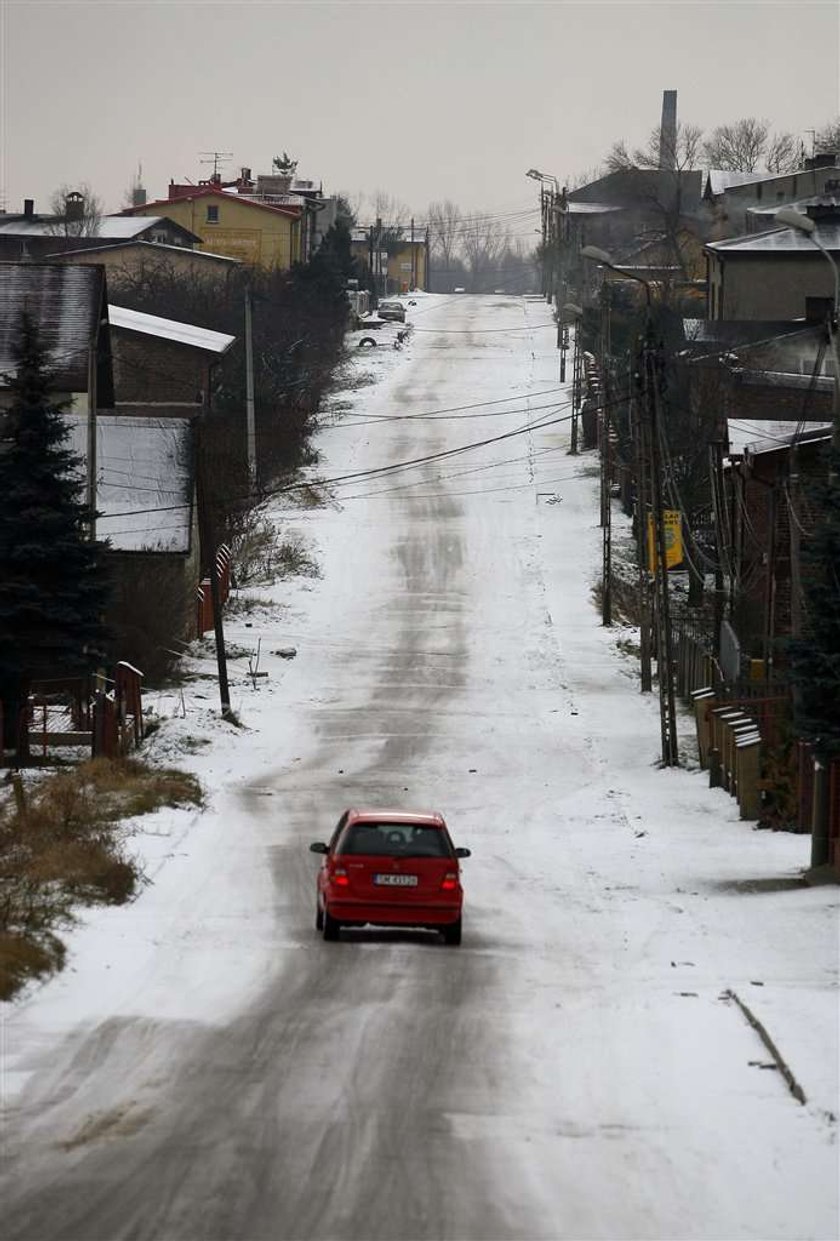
[332,869,350,887]
[441,873,459,891]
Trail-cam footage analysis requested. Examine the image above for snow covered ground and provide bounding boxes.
[1,292,837,1241]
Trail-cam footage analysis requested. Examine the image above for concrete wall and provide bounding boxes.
[708,253,837,320]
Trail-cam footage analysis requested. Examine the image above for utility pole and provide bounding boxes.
[410,216,416,290]
[598,281,612,625]
[194,420,232,720]
[646,336,679,766]
[244,286,256,485]
[86,343,97,541]
[570,321,581,455]
[632,353,653,691]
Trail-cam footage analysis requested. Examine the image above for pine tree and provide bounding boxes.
[0,313,111,752]
[787,440,840,758]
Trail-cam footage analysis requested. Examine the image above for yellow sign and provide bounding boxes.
[647,510,683,572]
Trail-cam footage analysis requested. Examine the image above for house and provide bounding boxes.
[722,424,831,666]
[123,187,302,269]
[108,304,236,416]
[66,413,202,675]
[350,227,429,292]
[703,155,840,238]
[704,211,840,320]
[48,239,242,284]
[0,202,201,262]
[0,262,113,410]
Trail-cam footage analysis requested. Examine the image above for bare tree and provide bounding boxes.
[426,199,463,269]
[461,213,509,291]
[47,183,103,236]
[370,191,410,230]
[606,123,704,172]
[765,131,803,173]
[702,118,769,170]
[815,116,840,153]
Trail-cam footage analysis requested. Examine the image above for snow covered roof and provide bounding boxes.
[564,202,623,215]
[0,262,106,391]
[704,169,772,198]
[705,222,840,254]
[66,413,194,552]
[109,304,235,354]
[0,215,197,240]
[727,417,832,457]
[44,239,241,265]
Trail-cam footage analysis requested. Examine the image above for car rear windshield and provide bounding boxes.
[338,822,450,857]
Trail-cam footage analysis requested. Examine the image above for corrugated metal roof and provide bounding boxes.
[109,304,235,354]
[66,413,193,552]
[0,263,104,390]
[706,222,840,253]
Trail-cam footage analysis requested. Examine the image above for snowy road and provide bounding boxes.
[2,295,837,1240]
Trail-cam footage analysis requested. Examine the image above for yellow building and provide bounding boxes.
[350,230,429,292]
[124,190,302,269]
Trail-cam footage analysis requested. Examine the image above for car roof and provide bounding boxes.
[344,808,446,828]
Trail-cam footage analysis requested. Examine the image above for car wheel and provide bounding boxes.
[358,337,377,348]
[441,918,462,946]
[323,911,341,941]
[316,904,324,931]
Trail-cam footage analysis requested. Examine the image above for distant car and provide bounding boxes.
[453,286,466,293]
[377,299,407,322]
[310,808,470,944]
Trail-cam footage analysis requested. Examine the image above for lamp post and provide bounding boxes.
[774,206,840,431]
[527,168,561,305]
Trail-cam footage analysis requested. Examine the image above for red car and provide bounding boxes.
[310,808,470,945]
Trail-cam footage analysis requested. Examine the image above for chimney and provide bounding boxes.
[64,191,85,223]
[659,90,678,171]
[23,198,34,218]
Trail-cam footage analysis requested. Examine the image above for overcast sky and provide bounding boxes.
[2,0,838,237]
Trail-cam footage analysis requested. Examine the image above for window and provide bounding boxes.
[206,204,219,223]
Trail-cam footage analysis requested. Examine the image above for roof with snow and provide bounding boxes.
[705,222,840,254]
[0,215,200,242]
[0,262,107,392]
[108,304,235,354]
[703,170,772,198]
[66,413,194,552]
[122,189,301,220]
[44,239,241,265]
[727,418,832,457]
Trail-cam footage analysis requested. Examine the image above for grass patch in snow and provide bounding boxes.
[0,758,202,1000]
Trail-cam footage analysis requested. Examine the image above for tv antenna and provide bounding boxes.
[199,151,233,178]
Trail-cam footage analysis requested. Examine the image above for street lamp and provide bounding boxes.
[774,206,840,421]
[527,169,562,303]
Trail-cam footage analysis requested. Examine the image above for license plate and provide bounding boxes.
[374,873,418,887]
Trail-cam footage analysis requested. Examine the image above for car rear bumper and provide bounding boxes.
[325,899,461,927]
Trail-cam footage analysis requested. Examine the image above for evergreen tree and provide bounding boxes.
[0,313,111,751]
[787,441,840,758]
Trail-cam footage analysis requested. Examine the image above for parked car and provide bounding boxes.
[377,299,407,322]
[310,808,470,944]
